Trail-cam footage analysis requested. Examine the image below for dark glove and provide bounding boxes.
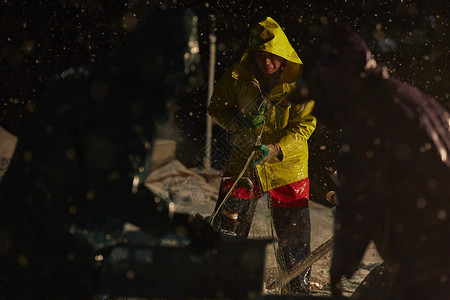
[254,143,281,165]
[237,107,266,129]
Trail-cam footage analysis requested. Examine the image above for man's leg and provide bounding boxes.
[271,205,311,294]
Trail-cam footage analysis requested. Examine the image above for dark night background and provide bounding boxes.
[1,0,448,205]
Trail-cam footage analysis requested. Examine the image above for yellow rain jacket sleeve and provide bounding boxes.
[207,17,316,191]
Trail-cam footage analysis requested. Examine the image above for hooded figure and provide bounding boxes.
[294,24,450,299]
[0,8,202,299]
[207,17,316,294]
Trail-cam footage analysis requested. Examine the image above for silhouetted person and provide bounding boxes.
[0,7,202,299]
[291,24,450,300]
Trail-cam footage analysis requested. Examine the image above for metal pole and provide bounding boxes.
[204,15,216,171]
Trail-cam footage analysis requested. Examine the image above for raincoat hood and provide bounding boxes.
[233,17,302,84]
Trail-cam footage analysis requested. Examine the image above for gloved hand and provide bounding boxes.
[237,107,266,129]
[254,143,281,165]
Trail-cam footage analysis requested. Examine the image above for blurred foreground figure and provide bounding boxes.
[292,24,450,299]
[0,8,202,299]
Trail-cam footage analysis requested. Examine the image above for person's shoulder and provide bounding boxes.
[216,63,241,85]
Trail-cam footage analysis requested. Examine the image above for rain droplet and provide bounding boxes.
[95,255,104,262]
[126,269,136,279]
[416,198,427,209]
[342,144,350,153]
[419,234,427,242]
[69,205,77,215]
[426,178,438,190]
[23,151,33,162]
[17,254,28,267]
[366,150,374,159]
[437,209,447,220]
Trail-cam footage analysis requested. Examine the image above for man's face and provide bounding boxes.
[254,51,284,76]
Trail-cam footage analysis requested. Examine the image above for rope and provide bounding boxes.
[208,119,266,226]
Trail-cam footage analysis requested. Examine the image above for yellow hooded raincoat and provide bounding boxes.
[207,17,316,192]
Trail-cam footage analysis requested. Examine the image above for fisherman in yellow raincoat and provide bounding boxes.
[207,17,316,294]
